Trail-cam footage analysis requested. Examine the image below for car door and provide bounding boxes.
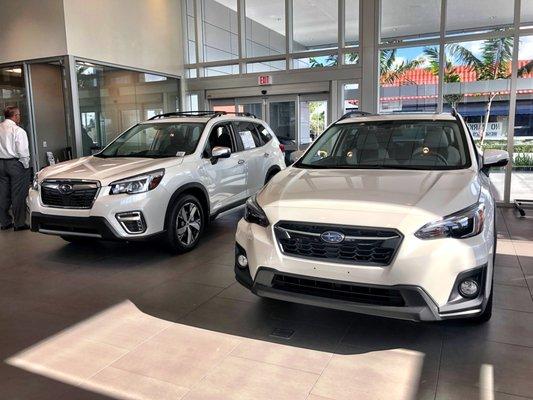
[232,120,265,195]
[201,122,248,213]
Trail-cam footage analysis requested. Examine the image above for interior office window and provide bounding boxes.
[379,46,439,113]
[201,0,239,62]
[380,0,440,43]
[521,0,533,26]
[293,0,338,51]
[245,0,285,58]
[76,63,180,156]
[0,66,28,129]
[446,0,514,35]
[186,0,197,63]
[510,34,533,200]
[345,0,359,46]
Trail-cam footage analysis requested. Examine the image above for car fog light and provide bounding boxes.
[237,254,248,268]
[459,279,479,298]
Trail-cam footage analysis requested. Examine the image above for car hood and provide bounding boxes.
[259,167,481,231]
[37,156,183,186]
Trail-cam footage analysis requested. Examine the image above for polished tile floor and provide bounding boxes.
[1,207,532,400]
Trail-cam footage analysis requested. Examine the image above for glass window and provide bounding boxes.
[205,124,236,153]
[379,46,439,113]
[186,0,197,64]
[245,0,286,57]
[442,36,514,200]
[342,83,359,114]
[293,0,338,51]
[256,123,273,143]
[345,0,359,46]
[233,121,263,149]
[246,60,285,73]
[97,123,204,158]
[0,66,28,131]
[511,34,533,200]
[297,121,470,170]
[446,0,514,35]
[293,55,338,69]
[269,101,296,145]
[205,64,239,77]
[201,0,239,62]
[76,62,180,156]
[381,0,440,43]
[522,0,533,25]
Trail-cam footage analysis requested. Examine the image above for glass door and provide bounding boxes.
[299,94,328,150]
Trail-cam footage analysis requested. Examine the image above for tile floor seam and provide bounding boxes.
[493,305,533,314]
[305,319,355,399]
[512,241,533,300]
[182,338,244,395]
[228,352,326,376]
[432,335,444,400]
[77,322,172,387]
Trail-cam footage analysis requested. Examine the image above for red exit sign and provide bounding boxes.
[258,75,272,86]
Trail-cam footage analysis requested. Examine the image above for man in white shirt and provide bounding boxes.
[0,106,31,231]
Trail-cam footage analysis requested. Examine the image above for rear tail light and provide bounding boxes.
[279,143,285,153]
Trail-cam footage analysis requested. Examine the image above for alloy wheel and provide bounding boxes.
[176,202,202,246]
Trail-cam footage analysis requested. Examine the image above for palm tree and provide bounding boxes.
[423,46,463,108]
[379,49,422,85]
[309,50,420,85]
[449,35,533,144]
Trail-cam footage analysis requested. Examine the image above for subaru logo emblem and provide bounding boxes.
[58,183,74,195]
[321,231,345,244]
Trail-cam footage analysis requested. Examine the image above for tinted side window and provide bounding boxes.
[256,123,272,144]
[233,121,263,150]
[205,124,236,156]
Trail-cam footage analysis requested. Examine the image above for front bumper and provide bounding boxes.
[235,263,487,322]
[27,186,169,239]
[235,218,493,321]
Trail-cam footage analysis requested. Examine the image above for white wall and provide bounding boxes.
[0,0,67,63]
[62,0,184,77]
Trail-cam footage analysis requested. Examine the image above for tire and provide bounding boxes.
[264,168,279,185]
[165,194,205,253]
[60,236,97,244]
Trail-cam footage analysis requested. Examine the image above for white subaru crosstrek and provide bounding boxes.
[28,111,285,252]
[235,111,509,322]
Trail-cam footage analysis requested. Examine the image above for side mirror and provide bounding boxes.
[211,146,231,164]
[482,149,509,174]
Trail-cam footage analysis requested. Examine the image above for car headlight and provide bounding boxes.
[415,202,485,240]
[244,194,269,227]
[32,173,39,191]
[109,169,165,195]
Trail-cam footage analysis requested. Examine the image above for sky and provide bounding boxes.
[392,35,533,66]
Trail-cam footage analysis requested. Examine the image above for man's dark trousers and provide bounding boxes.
[0,159,30,228]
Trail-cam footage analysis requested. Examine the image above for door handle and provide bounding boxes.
[238,159,245,165]
[264,152,270,158]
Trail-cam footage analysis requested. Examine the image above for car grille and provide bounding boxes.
[41,180,99,209]
[274,221,402,266]
[271,273,405,307]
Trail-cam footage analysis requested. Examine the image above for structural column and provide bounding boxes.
[359,0,380,114]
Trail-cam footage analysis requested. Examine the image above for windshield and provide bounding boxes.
[296,120,471,170]
[96,122,205,158]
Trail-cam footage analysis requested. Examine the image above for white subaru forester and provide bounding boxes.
[29,111,285,252]
[235,111,509,322]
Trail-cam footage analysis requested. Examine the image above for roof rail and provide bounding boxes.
[209,111,257,120]
[337,110,374,121]
[148,110,257,121]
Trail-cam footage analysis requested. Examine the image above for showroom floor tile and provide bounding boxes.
[1,206,533,400]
